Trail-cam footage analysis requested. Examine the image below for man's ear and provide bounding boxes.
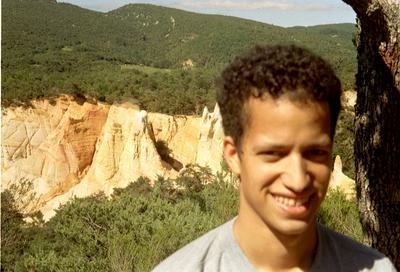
[223,136,241,176]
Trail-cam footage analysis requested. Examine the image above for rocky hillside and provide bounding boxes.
[1,96,223,220]
[1,96,355,221]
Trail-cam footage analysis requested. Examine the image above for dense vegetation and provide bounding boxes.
[1,165,361,272]
[2,0,356,111]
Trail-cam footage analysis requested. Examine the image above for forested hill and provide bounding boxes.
[2,0,356,112]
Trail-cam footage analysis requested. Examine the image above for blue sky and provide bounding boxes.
[58,0,356,27]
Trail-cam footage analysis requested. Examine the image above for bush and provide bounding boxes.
[317,189,363,242]
[1,167,363,271]
[2,166,238,271]
[1,190,27,271]
[1,179,43,271]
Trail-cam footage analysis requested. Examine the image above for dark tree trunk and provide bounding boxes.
[342,0,400,269]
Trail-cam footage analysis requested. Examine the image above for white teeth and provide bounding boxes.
[274,196,309,207]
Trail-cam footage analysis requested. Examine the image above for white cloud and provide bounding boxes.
[59,0,134,12]
[85,3,121,11]
[176,0,338,11]
[58,0,350,16]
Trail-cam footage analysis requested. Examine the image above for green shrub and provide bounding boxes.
[317,189,363,242]
[3,167,237,271]
[1,190,27,271]
[1,167,363,271]
[1,179,43,272]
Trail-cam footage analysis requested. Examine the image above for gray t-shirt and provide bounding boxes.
[152,218,396,272]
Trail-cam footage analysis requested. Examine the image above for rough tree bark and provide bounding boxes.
[342,0,400,269]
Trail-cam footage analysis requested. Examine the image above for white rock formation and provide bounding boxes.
[2,97,109,213]
[342,90,357,108]
[1,96,224,220]
[329,155,356,199]
[2,96,355,220]
[195,104,224,172]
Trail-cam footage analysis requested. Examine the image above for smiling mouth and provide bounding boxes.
[273,195,310,208]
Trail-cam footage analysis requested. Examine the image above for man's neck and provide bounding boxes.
[233,211,318,272]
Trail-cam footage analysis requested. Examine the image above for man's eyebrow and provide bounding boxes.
[252,142,291,151]
[252,138,332,151]
[307,137,333,148]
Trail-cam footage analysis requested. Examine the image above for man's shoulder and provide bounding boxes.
[319,224,384,259]
[315,224,396,271]
[152,219,239,272]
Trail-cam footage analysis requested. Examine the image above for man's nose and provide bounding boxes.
[282,154,311,192]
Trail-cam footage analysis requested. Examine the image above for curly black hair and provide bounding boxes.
[217,44,342,147]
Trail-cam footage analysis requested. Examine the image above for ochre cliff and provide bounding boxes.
[1,96,353,220]
[1,96,224,220]
[2,97,109,213]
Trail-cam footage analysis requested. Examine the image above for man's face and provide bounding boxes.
[224,96,333,236]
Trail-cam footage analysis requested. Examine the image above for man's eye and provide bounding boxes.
[259,151,285,160]
[264,151,282,156]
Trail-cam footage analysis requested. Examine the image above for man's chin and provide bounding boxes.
[270,219,317,237]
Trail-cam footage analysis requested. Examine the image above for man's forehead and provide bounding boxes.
[244,93,324,113]
[247,86,317,101]
[241,94,331,135]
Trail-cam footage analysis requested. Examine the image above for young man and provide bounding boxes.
[153,45,396,271]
